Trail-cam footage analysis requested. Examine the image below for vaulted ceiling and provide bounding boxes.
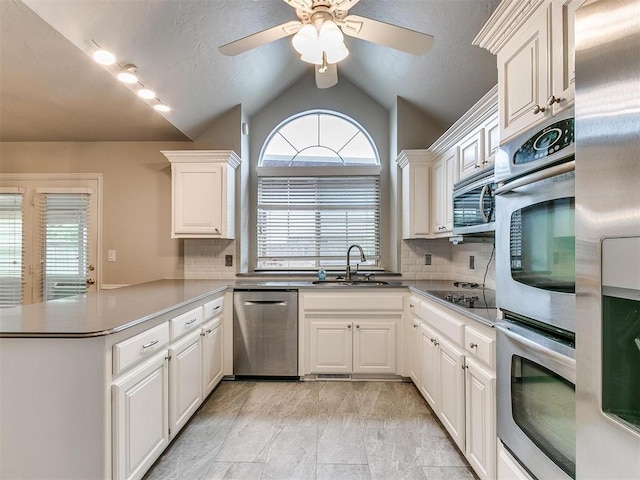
[0,0,499,142]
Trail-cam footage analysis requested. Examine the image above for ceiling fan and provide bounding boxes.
[219,0,434,89]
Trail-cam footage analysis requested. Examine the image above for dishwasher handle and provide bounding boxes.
[243,300,288,306]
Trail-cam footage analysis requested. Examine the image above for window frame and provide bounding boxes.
[256,110,382,272]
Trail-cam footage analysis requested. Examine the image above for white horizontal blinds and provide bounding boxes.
[257,176,380,269]
[39,193,90,301]
[0,193,24,308]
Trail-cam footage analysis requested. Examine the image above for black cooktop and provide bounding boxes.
[430,282,496,309]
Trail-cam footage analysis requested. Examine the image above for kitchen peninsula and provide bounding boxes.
[0,278,497,480]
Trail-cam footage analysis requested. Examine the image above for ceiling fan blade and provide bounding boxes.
[330,0,361,11]
[316,63,338,89]
[340,14,434,56]
[282,0,313,12]
[219,20,302,56]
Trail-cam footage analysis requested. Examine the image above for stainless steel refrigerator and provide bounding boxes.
[575,0,640,477]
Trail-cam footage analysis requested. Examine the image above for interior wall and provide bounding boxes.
[0,141,192,285]
[194,106,242,152]
[396,97,445,154]
[248,74,390,271]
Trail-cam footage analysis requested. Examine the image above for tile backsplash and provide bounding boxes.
[184,237,496,288]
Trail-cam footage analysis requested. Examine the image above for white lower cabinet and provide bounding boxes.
[411,295,497,480]
[201,317,224,397]
[112,350,169,480]
[169,328,203,438]
[465,356,496,480]
[405,302,421,385]
[309,319,397,375]
[437,336,466,450]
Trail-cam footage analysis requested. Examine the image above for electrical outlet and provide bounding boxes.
[225,255,233,267]
[469,255,475,270]
[424,254,432,265]
[107,250,116,262]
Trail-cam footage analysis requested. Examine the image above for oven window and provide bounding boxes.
[511,356,576,478]
[510,198,575,292]
[602,295,640,433]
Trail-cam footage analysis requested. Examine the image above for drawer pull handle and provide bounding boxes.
[185,318,197,325]
[214,305,221,310]
[470,342,478,349]
[142,340,159,349]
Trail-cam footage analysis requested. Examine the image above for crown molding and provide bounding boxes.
[162,150,241,169]
[473,0,548,54]
[395,149,436,169]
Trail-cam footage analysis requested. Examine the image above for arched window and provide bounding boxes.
[257,110,381,270]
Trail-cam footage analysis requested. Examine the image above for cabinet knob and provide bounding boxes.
[413,324,419,329]
[410,304,414,308]
[547,95,562,106]
[356,324,360,329]
[470,342,478,349]
[533,104,546,114]
[475,164,481,169]
[214,228,220,233]
[347,324,352,329]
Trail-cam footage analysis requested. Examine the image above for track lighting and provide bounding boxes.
[90,42,170,113]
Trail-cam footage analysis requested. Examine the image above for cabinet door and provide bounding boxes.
[437,336,465,450]
[419,323,440,410]
[483,114,500,161]
[443,150,457,231]
[112,351,169,480]
[465,357,496,480]
[497,3,550,141]
[172,163,223,236]
[458,131,484,180]
[431,159,446,233]
[169,330,203,437]
[309,321,352,374]
[406,309,421,385]
[202,319,223,397]
[550,0,584,115]
[353,321,397,374]
[403,161,431,238]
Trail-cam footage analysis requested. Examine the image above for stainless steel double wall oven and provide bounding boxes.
[494,108,577,479]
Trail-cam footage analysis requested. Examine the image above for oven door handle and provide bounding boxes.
[496,323,576,369]
[494,160,575,195]
[479,184,491,223]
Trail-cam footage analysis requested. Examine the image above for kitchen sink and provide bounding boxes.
[312,280,390,286]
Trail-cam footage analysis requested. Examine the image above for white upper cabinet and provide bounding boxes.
[474,0,584,143]
[458,130,484,180]
[163,150,240,239]
[432,147,458,234]
[397,150,434,239]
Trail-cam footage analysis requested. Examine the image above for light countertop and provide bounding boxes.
[0,279,497,337]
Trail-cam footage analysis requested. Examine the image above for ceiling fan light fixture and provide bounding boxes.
[300,47,323,65]
[117,64,138,84]
[318,20,344,50]
[325,44,349,64]
[292,23,318,55]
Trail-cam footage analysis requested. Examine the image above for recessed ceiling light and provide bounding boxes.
[117,64,138,84]
[137,88,156,100]
[92,49,116,65]
[154,104,171,112]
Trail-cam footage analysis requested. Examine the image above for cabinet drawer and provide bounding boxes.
[465,327,495,369]
[303,292,404,312]
[420,301,464,345]
[113,323,170,375]
[203,296,224,321]
[170,306,203,340]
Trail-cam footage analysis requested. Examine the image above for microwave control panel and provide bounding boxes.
[514,118,575,165]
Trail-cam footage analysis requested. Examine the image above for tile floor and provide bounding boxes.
[144,380,477,480]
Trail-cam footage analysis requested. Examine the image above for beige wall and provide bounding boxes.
[0,141,193,285]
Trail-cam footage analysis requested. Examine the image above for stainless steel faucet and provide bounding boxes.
[346,244,366,281]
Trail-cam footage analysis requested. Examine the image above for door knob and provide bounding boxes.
[86,278,96,285]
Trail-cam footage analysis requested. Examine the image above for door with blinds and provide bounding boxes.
[0,177,99,307]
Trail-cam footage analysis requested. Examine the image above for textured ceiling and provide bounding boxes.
[0,0,499,142]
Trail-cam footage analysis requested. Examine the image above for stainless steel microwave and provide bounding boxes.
[452,168,495,235]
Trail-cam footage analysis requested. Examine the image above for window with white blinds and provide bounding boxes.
[257,110,381,270]
[257,176,380,269]
[0,192,24,308]
[40,193,90,301]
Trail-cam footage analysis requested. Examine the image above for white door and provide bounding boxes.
[353,321,397,374]
[202,319,224,397]
[112,351,169,480]
[169,329,203,437]
[173,163,223,236]
[309,321,352,374]
[438,336,466,450]
[0,176,100,305]
[465,356,497,480]
[419,322,440,410]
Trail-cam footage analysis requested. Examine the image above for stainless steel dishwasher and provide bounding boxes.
[233,290,298,377]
